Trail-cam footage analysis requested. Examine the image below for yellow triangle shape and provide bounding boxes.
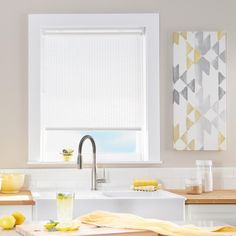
[180,32,187,40]
[187,103,194,115]
[173,32,179,45]
[173,125,180,144]
[188,140,195,150]
[217,31,225,40]
[218,132,225,145]
[195,110,201,122]
[186,42,193,55]
[194,49,201,63]
[187,57,193,69]
[181,132,188,145]
[186,118,194,130]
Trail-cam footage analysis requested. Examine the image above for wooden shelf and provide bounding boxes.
[0,190,35,205]
[168,189,236,204]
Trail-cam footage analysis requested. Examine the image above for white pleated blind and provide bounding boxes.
[41,30,145,129]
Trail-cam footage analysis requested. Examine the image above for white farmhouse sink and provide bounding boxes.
[33,190,186,221]
[103,190,180,198]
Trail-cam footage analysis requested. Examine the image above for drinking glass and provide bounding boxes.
[56,192,74,222]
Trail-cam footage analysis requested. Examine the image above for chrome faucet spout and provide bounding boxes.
[77,153,82,169]
[77,135,97,190]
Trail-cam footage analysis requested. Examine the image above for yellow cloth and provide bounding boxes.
[80,211,236,236]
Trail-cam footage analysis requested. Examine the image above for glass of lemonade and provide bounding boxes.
[56,192,74,222]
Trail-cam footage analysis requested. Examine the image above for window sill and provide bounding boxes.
[27,161,162,168]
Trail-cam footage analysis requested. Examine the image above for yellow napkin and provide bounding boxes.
[80,211,236,236]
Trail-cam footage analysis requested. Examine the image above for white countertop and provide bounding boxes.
[0,231,19,236]
[32,189,186,200]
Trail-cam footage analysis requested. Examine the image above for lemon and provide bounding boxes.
[63,155,72,161]
[12,211,25,225]
[62,148,74,154]
[0,215,16,230]
[57,193,66,200]
[57,193,73,200]
[44,220,59,231]
[56,220,81,232]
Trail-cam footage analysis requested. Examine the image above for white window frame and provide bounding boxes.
[28,14,160,165]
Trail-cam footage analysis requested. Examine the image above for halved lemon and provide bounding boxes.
[55,220,81,232]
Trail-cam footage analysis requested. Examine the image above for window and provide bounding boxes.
[28,14,160,164]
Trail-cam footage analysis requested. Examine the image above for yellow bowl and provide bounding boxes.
[0,173,25,194]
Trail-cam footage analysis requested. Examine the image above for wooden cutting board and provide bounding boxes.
[16,223,158,236]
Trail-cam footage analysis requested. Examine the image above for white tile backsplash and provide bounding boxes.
[1,167,236,191]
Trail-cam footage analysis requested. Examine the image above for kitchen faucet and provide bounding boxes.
[77,135,100,191]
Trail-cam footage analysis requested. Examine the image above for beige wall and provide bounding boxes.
[0,0,235,168]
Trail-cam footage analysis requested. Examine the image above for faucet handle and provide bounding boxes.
[97,178,106,184]
[96,168,106,184]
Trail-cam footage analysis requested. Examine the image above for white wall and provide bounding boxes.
[2,168,236,191]
[0,0,236,168]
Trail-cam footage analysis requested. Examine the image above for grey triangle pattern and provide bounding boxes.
[173,65,179,83]
[212,42,219,55]
[196,32,211,55]
[219,87,226,100]
[195,32,203,46]
[219,51,226,63]
[218,72,225,85]
[188,79,195,92]
[181,87,188,100]
[198,57,210,76]
[180,71,187,84]
[173,32,226,150]
[212,57,218,70]
[173,89,180,104]
[195,63,203,86]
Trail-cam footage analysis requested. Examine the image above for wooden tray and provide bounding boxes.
[16,223,158,236]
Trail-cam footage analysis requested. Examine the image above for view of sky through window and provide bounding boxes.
[80,131,136,153]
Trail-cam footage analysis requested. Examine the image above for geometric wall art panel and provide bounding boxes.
[173,32,226,150]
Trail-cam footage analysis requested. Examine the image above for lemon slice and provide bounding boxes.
[56,220,81,232]
[44,220,59,231]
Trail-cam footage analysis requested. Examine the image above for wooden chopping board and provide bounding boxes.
[16,223,158,236]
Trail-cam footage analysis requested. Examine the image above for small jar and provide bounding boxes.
[196,160,213,192]
[185,178,202,194]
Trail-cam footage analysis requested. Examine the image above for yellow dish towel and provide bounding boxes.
[80,211,236,236]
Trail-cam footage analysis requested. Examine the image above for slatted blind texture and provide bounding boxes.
[41,30,144,129]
